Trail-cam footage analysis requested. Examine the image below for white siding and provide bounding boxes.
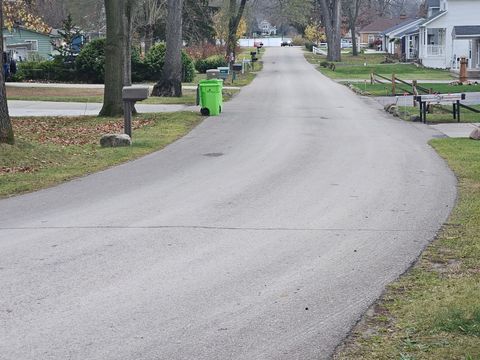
[421,0,480,69]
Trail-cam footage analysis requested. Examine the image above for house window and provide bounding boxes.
[24,40,38,51]
[368,35,374,43]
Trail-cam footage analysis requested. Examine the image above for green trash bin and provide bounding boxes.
[197,79,223,116]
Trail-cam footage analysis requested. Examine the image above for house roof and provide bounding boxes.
[453,26,480,38]
[383,18,422,36]
[3,26,58,37]
[392,24,422,39]
[359,18,407,33]
[420,10,447,26]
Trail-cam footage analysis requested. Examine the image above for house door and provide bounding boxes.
[478,40,480,68]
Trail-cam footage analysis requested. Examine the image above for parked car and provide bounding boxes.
[341,39,353,48]
[281,41,293,47]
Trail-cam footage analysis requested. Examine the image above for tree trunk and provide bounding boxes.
[0,0,14,145]
[318,0,342,62]
[151,0,183,97]
[351,25,358,56]
[345,0,361,57]
[226,0,247,59]
[124,0,134,87]
[144,24,154,53]
[100,0,134,117]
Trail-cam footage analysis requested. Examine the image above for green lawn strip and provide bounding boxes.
[7,89,239,105]
[305,51,387,66]
[321,64,453,80]
[346,82,480,97]
[304,51,453,80]
[390,104,480,123]
[335,138,480,360]
[0,112,202,198]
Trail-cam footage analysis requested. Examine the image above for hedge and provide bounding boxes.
[195,55,228,74]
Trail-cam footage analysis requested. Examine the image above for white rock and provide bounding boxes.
[469,127,480,140]
[100,134,132,147]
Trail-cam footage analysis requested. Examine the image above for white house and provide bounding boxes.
[418,0,480,75]
[259,20,277,36]
[382,18,424,60]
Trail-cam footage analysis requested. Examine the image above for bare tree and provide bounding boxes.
[226,0,248,58]
[151,0,183,97]
[137,0,166,53]
[343,0,363,56]
[34,0,68,27]
[0,0,14,145]
[317,0,342,62]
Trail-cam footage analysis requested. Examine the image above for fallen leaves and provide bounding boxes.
[13,117,154,146]
[0,166,36,175]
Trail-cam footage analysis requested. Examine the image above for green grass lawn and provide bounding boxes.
[6,87,240,105]
[304,51,454,80]
[0,112,202,197]
[347,82,480,97]
[393,104,480,123]
[335,138,480,360]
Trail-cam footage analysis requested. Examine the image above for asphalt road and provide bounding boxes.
[0,48,456,360]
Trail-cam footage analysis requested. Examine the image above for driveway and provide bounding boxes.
[0,48,456,360]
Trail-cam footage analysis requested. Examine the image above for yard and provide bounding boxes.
[185,47,264,87]
[347,82,480,97]
[0,112,202,197]
[304,51,454,80]
[392,104,480,123]
[6,86,239,105]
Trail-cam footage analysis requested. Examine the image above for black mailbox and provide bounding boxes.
[232,63,242,72]
[250,51,257,56]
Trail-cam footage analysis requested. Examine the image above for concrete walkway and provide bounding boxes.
[8,100,195,117]
[6,82,241,91]
[430,122,480,138]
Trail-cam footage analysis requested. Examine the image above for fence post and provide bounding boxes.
[392,73,396,96]
[412,80,418,107]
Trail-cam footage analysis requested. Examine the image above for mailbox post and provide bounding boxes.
[122,86,149,137]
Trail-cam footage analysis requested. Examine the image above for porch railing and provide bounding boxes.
[427,45,445,57]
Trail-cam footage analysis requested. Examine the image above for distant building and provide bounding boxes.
[259,20,277,36]
[2,27,60,61]
[358,18,408,49]
[382,18,424,60]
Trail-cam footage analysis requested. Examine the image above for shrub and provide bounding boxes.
[131,47,149,82]
[75,38,105,83]
[291,35,306,46]
[144,43,195,82]
[17,58,76,82]
[320,61,330,68]
[185,44,225,61]
[182,52,196,83]
[195,55,228,74]
[305,41,314,52]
